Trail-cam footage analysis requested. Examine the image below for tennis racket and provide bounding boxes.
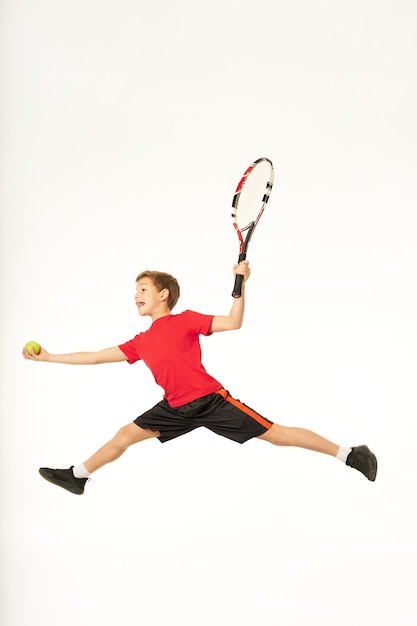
[231,157,274,298]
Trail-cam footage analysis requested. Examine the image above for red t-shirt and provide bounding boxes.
[119,310,222,407]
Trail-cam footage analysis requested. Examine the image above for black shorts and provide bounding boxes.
[133,388,273,444]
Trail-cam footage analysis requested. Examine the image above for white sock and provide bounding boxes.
[72,463,91,479]
[336,446,352,464]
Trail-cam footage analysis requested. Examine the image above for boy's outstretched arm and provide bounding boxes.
[22,345,127,365]
[210,260,250,333]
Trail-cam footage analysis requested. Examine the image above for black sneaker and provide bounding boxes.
[346,445,377,481]
[39,466,88,494]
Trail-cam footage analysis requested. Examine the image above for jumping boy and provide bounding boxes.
[22,261,377,495]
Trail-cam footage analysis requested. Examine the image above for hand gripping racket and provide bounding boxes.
[231,157,274,297]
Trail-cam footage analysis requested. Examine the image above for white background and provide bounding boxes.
[1,1,416,625]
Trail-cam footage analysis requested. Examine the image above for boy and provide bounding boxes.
[22,261,377,495]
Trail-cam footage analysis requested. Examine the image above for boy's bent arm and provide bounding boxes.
[210,290,245,332]
[23,345,127,365]
[210,261,250,333]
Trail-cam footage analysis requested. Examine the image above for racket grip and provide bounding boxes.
[232,252,247,298]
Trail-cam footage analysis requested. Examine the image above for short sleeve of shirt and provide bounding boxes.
[184,310,214,336]
[119,336,141,364]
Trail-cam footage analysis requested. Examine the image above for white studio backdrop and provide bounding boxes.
[1,1,416,625]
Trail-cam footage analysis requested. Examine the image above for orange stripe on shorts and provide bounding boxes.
[216,388,272,430]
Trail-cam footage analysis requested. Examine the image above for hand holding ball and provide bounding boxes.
[25,341,41,356]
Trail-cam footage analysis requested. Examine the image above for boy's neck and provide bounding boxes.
[151,310,171,323]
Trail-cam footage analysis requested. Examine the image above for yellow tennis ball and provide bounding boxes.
[26,341,41,356]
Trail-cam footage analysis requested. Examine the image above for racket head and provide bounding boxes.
[231,157,274,238]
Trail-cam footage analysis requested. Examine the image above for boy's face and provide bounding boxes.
[135,277,169,317]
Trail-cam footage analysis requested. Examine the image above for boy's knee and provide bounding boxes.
[114,424,137,449]
[114,423,157,448]
[259,423,287,446]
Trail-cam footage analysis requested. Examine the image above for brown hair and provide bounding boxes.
[135,270,180,310]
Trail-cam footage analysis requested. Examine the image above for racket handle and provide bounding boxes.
[232,252,246,298]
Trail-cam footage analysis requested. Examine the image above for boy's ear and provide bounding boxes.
[160,288,169,302]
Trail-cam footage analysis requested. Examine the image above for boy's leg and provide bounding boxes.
[257,423,338,456]
[83,423,160,473]
[257,423,377,481]
[39,423,160,494]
